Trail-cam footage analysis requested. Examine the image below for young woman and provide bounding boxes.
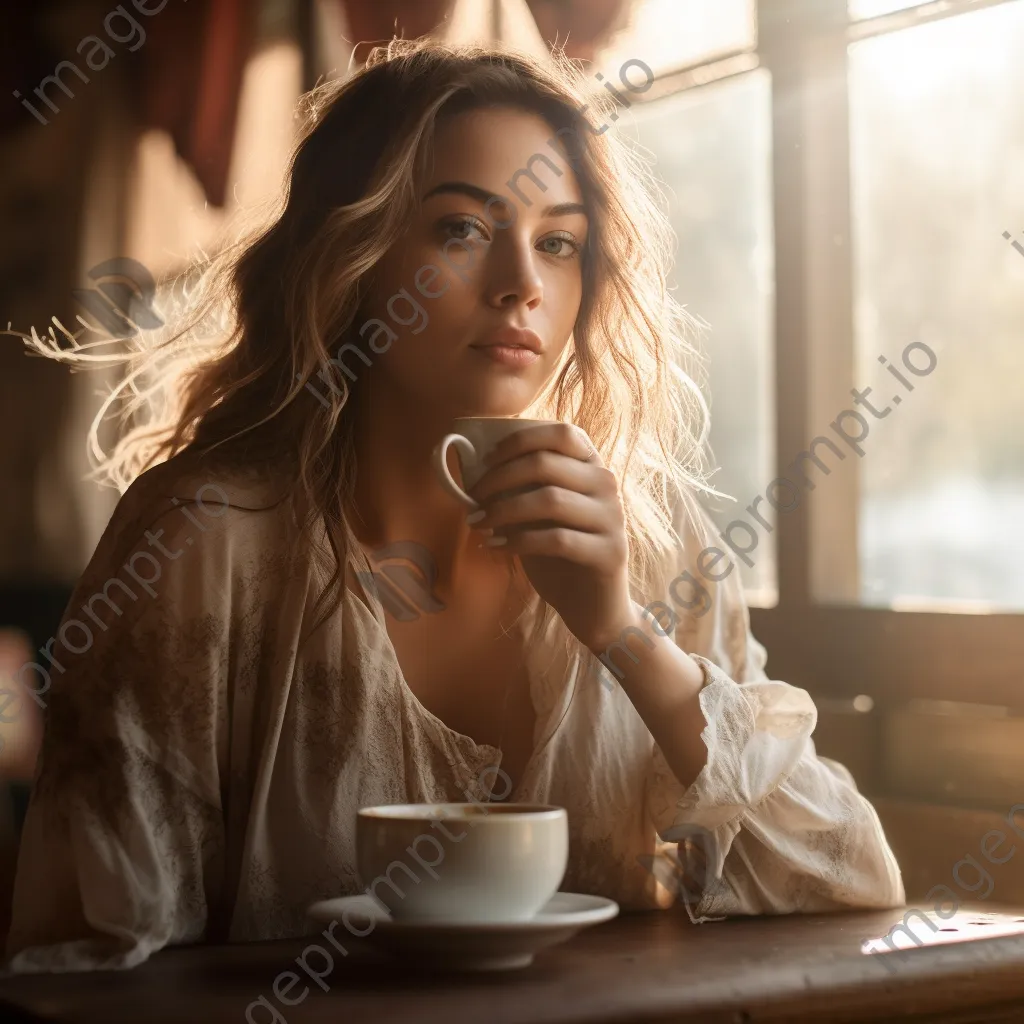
[6,40,903,972]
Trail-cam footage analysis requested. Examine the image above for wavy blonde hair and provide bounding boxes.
[21,39,716,639]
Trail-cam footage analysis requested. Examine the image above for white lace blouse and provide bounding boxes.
[4,455,905,972]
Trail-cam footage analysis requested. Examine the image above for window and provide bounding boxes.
[630,71,777,604]
[848,0,929,18]
[592,0,775,602]
[585,0,1024,713]
[598,0,756,76]
[849,1,1024,611]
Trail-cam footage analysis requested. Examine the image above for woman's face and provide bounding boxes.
[356,105,589,421]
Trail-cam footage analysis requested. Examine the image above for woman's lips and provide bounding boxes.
[470,344,541,368]
[470,326,543,368]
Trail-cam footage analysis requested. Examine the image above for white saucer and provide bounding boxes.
[306,891,619,971]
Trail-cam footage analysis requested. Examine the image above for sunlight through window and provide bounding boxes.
[595,0,755,77]
[849,0,930,18]
[850,1,1024,610]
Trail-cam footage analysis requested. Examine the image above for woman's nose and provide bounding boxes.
[485,238,543,311]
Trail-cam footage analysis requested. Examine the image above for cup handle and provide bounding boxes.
[432,434,480,508]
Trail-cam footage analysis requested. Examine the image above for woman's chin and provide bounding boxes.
[464,401,536,420]
[447,385,542,420]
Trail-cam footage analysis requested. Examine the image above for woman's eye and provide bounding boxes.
[441,218,487,242]
[537,235,580,259]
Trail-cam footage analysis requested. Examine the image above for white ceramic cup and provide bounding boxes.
[356,802,569,923]
[431,417,557,508]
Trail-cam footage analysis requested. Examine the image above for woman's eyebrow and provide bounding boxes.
[543,201,588,218]
[422,182,589,219]
[422,181,495,204]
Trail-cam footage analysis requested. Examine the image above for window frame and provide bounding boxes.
[623,0,1024,710]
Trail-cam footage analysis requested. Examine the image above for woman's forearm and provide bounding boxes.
[586,607,709,791]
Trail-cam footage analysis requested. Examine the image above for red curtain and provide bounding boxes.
[340,0,456,63]
[525,0,634,62]
[4,0,635,204]
[337,0,634,63]
[133,0,637,203]
[138,0,256,208]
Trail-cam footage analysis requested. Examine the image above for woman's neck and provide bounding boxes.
[346,386,475,583]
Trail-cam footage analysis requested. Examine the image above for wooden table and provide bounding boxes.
[3,904,1024,1023]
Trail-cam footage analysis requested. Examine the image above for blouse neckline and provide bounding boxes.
[338,513,582,802]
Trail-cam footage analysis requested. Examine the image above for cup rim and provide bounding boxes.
[358,802,566,821]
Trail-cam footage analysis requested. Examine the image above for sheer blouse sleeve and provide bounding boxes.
[644,503,905,920]
[4,473,233,971]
